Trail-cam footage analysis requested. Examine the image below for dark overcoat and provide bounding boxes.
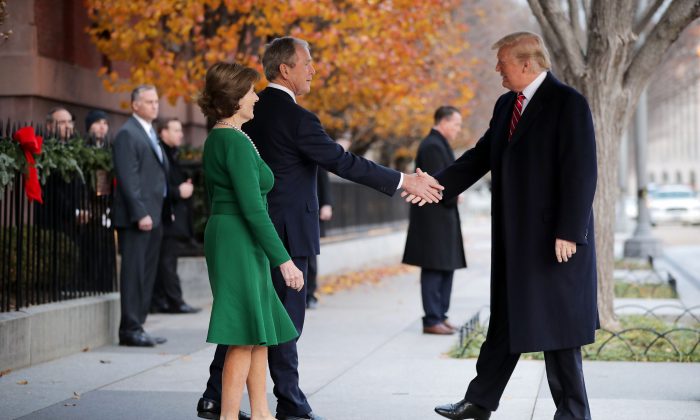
[436,73,599,353]
[242,87,401,257]
[403,129,466,270]
[161,143,193,239]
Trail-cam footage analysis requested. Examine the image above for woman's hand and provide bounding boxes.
[279,260,304,291]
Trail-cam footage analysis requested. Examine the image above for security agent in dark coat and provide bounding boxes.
[112,85,170,348]
[403,106,466,336]
[151,118,201,314]
[431,33,598,420]
[197,36,444,420]
[306,168,333,309]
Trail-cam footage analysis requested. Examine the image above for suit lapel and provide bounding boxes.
[130,116,167,169]
[430,129,455,162]
[508,73,553,145]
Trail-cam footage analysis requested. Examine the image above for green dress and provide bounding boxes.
[203,128,298,346]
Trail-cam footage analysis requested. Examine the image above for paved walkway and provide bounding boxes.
[1,218,699,419]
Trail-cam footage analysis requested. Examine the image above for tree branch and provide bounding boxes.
[583,0,592,21]
[529,0,587,77]
[625,0,700,92]
[569,0,586,49]
[634,0,667,35]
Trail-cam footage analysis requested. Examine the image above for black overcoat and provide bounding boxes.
[436,73,599,353]
[403,129,466,270]
[161,143,193,239]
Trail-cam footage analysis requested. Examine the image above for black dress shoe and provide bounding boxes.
[119,332,155,347]
[277,412,325,420]
[151,335,167,344]
[196,397,250,420]
[306,297,319,310]
[434,399,491,420]
[167,303,202,314]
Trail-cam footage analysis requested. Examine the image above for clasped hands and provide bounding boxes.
[400,168,444,206]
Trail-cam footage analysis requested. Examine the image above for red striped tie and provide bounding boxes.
[509,92,525,140]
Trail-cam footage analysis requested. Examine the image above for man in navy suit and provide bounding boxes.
[197,37,444,420]
[421,32,598,420]
[112,85,170,347]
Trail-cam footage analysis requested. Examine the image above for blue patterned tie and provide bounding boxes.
[148,126,164,163]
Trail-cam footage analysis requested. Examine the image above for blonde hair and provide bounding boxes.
[492,32,551,72]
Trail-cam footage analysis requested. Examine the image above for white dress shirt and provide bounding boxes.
[519,71,547,113]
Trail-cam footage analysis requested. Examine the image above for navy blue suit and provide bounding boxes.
[436,73,597,419]
[203,87,400,416]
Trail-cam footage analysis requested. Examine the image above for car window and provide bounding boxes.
[652,191,694,199]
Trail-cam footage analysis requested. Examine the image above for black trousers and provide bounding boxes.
[306,254,318,303]
[421,268,454,327]
[464,277,591,419]
[117,225,163,337]
[203,256,312,416]
[152,236,186,309]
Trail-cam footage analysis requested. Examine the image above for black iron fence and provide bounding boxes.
[0,121,117,312]
[324,176,409,236]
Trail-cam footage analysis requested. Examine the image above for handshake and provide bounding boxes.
[400,168,444,206]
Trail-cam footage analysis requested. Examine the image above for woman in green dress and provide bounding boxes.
[198,62,303,420]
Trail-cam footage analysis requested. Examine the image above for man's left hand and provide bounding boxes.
[555,238,576,263]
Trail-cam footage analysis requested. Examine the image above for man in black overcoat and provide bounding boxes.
[197,37,444,420]
[112,85,170,347]
[305,168,333,310]
[425,32,598,420]
[403,106,467,335]
[151,117,201,314]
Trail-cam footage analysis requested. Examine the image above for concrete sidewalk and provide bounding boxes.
[1,218,699,420]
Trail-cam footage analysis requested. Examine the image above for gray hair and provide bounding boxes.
[45,106,72,123]
[262,37,310,82]
[492,32,551,72]
[131,84,157,103]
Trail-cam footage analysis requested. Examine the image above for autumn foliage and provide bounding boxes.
[85,0,475,160]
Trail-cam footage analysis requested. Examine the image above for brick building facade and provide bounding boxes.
[0,0,206,143]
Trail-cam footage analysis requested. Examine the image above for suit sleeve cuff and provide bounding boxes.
[397,172,404,190]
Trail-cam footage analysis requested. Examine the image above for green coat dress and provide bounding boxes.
[203,128,298,346]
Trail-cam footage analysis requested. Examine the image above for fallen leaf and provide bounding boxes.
[72,392,81,399]
[16,380,28,385]
[0,369,11,377]
[318,264,417,295]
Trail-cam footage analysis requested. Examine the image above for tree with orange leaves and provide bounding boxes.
[85,0,474,163]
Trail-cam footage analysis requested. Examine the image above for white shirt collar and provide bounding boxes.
[132,113,154,135]
[519,71,547,111]
[268,83,297,103]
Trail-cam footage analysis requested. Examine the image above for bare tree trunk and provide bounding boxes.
[527,0,700,330]
[587,91,628,330]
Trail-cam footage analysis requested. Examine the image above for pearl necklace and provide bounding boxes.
[215,120,260,156]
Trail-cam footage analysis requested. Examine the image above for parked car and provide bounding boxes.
[648,184,700,225]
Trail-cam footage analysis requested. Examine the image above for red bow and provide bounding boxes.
[12,127,43,203]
